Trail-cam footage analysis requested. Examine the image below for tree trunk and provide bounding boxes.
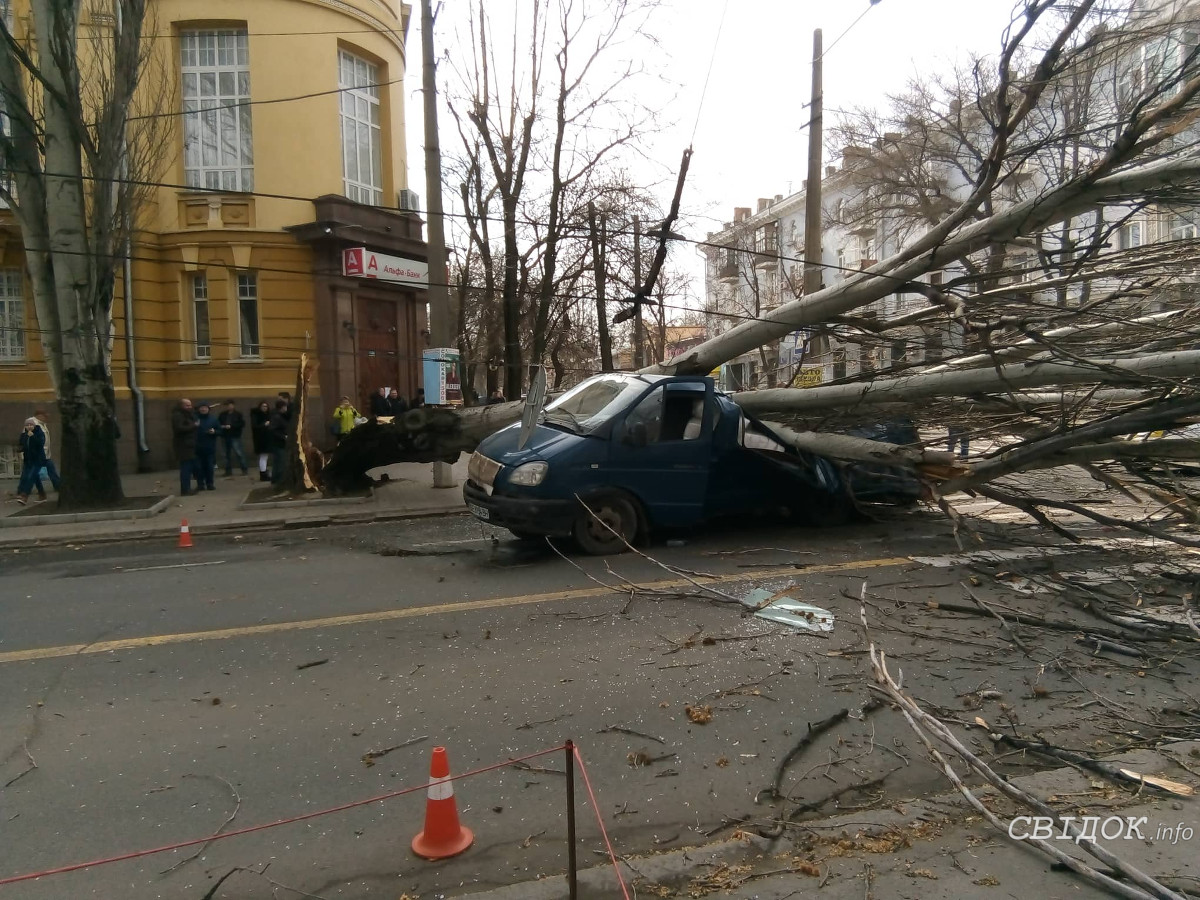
[57,368,123,508]
[733,348,1200,417]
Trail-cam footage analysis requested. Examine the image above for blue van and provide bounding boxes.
[463,373,920,554]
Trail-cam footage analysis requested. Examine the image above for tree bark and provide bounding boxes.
[732,349,1200,417]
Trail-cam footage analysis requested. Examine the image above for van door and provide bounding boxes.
[608,380,712,528]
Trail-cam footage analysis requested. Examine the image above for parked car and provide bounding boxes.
[463,373,921,554]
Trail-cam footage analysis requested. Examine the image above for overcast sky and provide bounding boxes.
[406,0,1021,303]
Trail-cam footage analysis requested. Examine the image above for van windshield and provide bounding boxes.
[542,374,658,435]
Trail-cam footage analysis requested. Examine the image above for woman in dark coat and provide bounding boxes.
[268,400,290,485]
[16,417,47,505]
[250,400,272,481]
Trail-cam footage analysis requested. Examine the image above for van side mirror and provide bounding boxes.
[623,422,648,447]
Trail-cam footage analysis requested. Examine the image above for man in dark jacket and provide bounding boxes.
[15,417,47,505]
[369,387,390,418]
[193,401,220,491]
[218,399,248,476]
[386,388,408,417]
[171,398,198,496]
[268,399,290,484]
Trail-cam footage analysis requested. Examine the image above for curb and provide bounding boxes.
[0,494,174,529]
[237,487,374,510]
[0,504,470,550]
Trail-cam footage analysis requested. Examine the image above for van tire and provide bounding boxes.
[573,495,637,556]
[809,490,856,526]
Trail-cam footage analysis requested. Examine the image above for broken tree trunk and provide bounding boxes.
[320,400,525,493]
[732,349,1200,417]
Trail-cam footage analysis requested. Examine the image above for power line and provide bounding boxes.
[689,0,730,146]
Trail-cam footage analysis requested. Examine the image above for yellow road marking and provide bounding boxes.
[0,556,911,665]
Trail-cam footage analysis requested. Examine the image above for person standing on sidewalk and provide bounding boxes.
[193,401,220,491]
[370,387,390,418]
[218,399,249,476]
[250,400,272,481]
[330,396,359,443]
[32,409,61,493]
[386,388,408,417]
[171,398,198,497]
[14,418,47,505]
[268,399,290,484]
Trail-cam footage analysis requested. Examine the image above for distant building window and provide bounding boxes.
[191,273,210,359]
[236,273,260,357]
[181,29,254,192]
[0,444,20,478]
[891,340,907,364]
[0,268,24,361]
[339,49,383,205]
[925,332,944,361]
[1170,214,1197,241]
[1119,221,1143,250]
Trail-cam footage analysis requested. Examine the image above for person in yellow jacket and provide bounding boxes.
[331,396,360,443]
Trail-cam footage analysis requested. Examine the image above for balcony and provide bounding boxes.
[717,260,740,282]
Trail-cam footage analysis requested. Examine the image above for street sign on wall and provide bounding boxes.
[342,247,429,286]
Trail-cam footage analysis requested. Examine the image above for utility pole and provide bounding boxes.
[588,202,614,372]
[633,215,643,369]
[802,28,823,300]
[421,0,455,488]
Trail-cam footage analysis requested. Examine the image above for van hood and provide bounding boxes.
[477,422,583,465]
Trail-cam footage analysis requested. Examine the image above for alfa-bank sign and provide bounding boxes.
[342,247,429,287]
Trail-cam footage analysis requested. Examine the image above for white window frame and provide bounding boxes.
[236,272,260,358]
[1119,221,1143,250]
[338,49,384,205]
[0,268,24,362]
[191,273,210,359]
[0,444,20,479]
[181,29,253,192]
[1170,214,1197,242]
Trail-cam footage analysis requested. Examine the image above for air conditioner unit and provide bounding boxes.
[397,188,420,211]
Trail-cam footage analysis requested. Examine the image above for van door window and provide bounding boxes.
[627,387,705,443]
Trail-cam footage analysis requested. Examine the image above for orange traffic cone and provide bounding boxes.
[411,746,473,860]
[178,519,193,549]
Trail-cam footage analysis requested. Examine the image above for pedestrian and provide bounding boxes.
[193,401,220,491]
[330,396,360,443]
[14,418,47,505]
[387,388,408,417]
[218,399,249,476]
[32,408,61,493]
[269,399,290,484]
[947,425,969,460]
[250,400,272,481]
[171,398,198,497]
[486,389,507,405]
[411,388,426,409]
[369,387,390,418]
[277,391,293,422]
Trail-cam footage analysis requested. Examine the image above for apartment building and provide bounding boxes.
[0,0,427,474]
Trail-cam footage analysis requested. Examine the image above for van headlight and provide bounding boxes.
[509,461,549,486]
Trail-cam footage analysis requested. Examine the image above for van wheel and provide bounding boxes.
[573,495,637,556]
[809,491,856,526]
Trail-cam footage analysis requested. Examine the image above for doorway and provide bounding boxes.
[356,296,399,410]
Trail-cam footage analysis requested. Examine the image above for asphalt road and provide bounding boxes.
[0,509,1190,899]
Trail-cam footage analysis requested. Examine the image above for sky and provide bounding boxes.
[405,0,1021,305]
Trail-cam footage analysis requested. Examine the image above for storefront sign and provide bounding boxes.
[342,247,429,286]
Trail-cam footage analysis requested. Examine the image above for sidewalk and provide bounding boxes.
[462,740,1200,899]
[0,457,470,548]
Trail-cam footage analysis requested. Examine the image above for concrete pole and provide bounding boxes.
[802,28,823,299]
[633,215,643,369]
[421,0,455,488]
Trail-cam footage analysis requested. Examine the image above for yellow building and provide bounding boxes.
[0,0,428,474]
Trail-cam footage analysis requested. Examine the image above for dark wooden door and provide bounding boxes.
[356,297,399,411]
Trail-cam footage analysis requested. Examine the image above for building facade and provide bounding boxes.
[0,0,428,475]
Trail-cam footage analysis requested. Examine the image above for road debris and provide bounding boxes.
[360,734,428,767]
[295,658,329,671]
[685,704,714,724]
[741,586,834,632]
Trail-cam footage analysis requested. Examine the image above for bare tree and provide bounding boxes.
[0,0,169,508]
[449,0,660,397]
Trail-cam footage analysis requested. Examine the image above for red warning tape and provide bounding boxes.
[0,745,567,888]
[573,745,632,900]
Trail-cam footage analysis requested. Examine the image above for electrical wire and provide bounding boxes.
[688,0,730,146]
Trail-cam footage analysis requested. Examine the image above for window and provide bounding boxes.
[339,49,383,205]
[0,444,20,479]
[236,273,259,357]
[0,268,24,361]
[1170,214,1197,241]
[891,340,907,364]
[181,29,253,191]
[925,332,944,361]
[1119,221,1143,250]
[191,273,210,358]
